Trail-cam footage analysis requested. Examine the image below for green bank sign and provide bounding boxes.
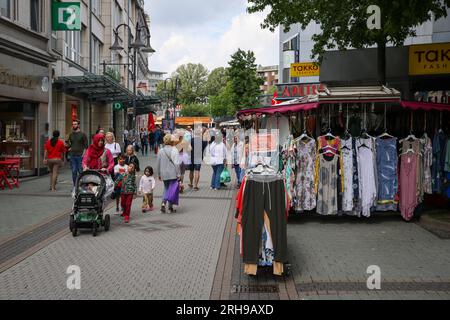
[52,1,81,31]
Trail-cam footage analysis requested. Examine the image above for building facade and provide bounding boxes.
[257,65,278,94]
[52,0,156,147]
[0,0,56,176]
[278,9,450,100]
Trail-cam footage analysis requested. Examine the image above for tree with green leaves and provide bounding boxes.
[172,63,209,105]
[206,67,229,97]
[227,49,263,109]
[248,0,450,84]
[209,81,236,117]
[180,103,210,117]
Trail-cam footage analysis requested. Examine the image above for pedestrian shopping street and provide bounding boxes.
[1,153,450,300]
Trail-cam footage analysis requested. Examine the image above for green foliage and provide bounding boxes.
[180,103,210,117]
[227,49,263,110]
[248,0,449,61]
[267,85,277,95]
[247,0,450,83]
[172,63,209,105]
[209,81,236,117]
[206,67,229,96]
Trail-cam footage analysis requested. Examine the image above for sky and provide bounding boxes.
[144,0,279,76]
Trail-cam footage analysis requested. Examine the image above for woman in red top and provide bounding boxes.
[44,130,66,191]
[82,133,114,174]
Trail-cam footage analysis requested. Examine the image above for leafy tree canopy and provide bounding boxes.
[228,49,263,109]
[172,63,209,105]
[209,81,236,118]
[206,67,229,97]
[180,103,210,117]
[248,0,450,83]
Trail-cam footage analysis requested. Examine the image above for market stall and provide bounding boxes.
[236,86,450,222]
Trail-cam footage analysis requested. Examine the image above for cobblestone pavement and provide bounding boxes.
[0,154,233,300]
[287,215,450,299]
[0,166,74,241]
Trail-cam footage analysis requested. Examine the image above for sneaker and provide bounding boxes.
[169,208,176,213]
[161,206,166,213]
[149,206,154,211]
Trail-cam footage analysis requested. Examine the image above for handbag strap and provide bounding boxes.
[164,148,177,170]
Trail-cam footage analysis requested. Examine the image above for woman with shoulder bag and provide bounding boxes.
[156,134,181,213]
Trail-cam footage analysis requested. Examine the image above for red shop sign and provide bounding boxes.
[276,83,327,99]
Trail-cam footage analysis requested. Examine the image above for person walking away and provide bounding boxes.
[139,166,156,212]
[67,120,88,192]
[115,163,137,223]
[149,129,155,152]
[123,128,129,150]
[189,128,207,190]
[125,145,140,173]
[175,131,191,193]
[44,130,66,191]
[156,134,181,213]
[230,134,244,189]
[140,128,149,156]
[82,133,114,174]
[113,154,128,212]
[105,132,121,166]
[209,133,227,190]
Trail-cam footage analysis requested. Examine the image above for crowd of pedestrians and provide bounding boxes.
[44,121,248,224]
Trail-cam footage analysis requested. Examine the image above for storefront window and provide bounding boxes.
[0,103,36,175]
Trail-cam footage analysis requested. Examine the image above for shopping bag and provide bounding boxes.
[163,180,179,205]
[220,167,231,183]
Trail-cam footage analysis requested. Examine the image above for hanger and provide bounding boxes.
[378,103,394,139]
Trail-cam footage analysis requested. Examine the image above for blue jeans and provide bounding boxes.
[70,155,83,186]
[233,164,242,184]
[211,164,224,189]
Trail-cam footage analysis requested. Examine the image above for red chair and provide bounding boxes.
[3,157,20,188]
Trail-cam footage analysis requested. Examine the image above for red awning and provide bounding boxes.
[237,102,319,117]
[401,100,450,111]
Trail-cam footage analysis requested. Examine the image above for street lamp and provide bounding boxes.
[109,21,155,131]
[163,77,181,132]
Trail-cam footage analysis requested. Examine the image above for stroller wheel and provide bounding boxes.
[92,222,98,237]
[104,215,110,231]
[69,215,75,232]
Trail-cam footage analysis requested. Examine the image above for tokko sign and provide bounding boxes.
[275,83,327,99]
[409,43,450,75]
[291,62,320,77]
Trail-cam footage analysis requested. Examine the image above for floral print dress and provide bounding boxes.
[295,138,317,211]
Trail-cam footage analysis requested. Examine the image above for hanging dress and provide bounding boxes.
[401,139,423,202]
[295,138,317,211]
[316,153,339,216]
[375,137,398,211]
[356,137,377,217]
[420,136,433,195]
[399,152,419,221]
[341,137,355,213]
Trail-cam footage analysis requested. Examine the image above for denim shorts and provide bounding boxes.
[189,164,201,171]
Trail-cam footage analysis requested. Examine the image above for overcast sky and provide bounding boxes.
[144,0,279,75]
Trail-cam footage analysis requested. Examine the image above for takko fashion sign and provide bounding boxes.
[275,83,327,99]
[290,62,320,77]
[409,42,450,75]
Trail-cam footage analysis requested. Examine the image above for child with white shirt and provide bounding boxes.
[113,154,129,212]
[139,166,156,212]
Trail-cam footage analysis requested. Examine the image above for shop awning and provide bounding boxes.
[54,74,161,110]
[237,102,319,117]
[401,100,450,111]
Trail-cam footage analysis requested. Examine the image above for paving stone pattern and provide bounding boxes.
[287,215,450,299]
[0,155,232,300]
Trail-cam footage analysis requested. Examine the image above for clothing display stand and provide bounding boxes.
[235,164,289,276]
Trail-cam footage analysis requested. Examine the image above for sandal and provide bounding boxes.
[194,187,199,191]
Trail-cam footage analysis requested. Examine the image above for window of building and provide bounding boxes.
[92,0,101,17]
[0,0,11,18]
[283,35,299,51]
[65,30,82,64]
[92,37,102,74]
[30,0,42,32]
[113,0,122,28]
